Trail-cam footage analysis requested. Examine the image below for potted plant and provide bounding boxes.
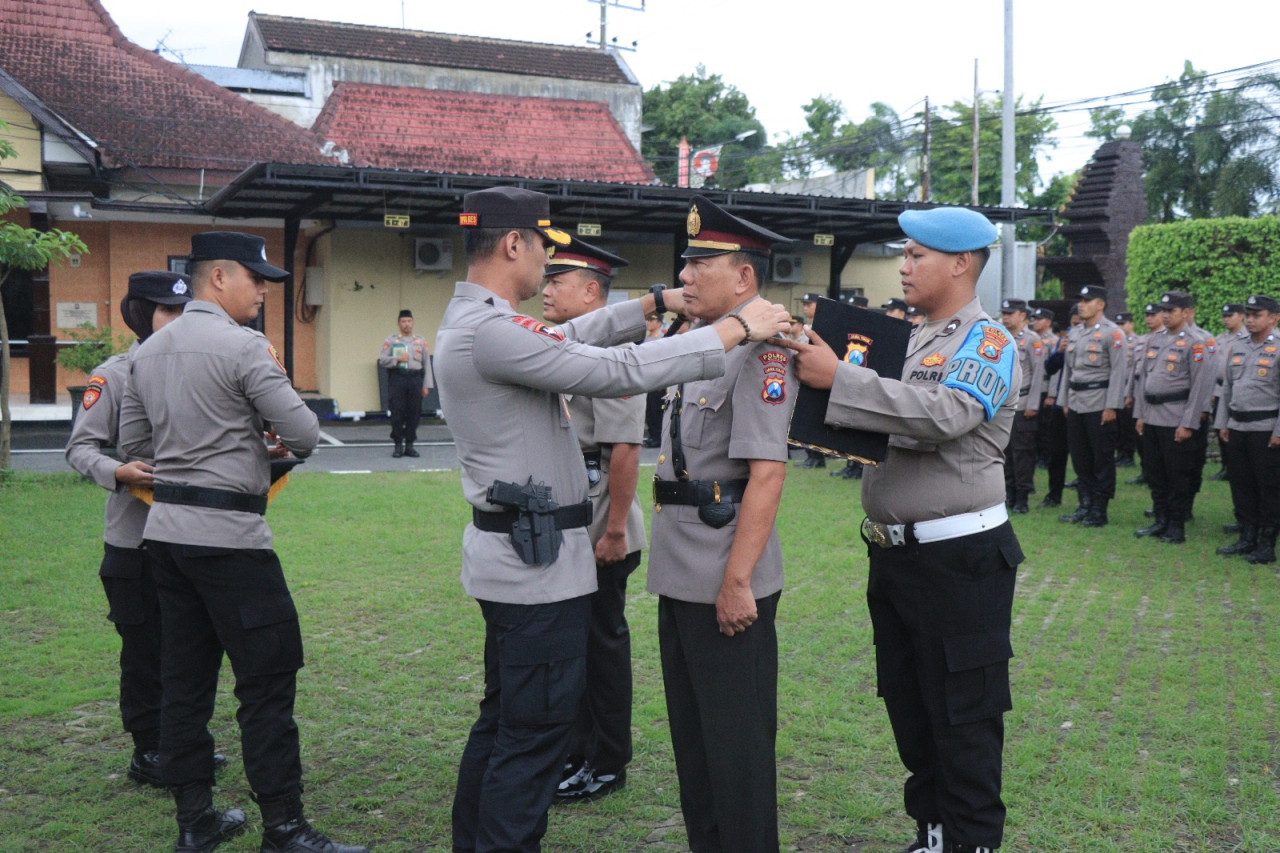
[56,323,134,424]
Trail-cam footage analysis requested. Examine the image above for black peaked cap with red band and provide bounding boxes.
[543,235,629,278]
[681,194,792,259]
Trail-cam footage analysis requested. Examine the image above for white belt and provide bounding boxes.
[862,503,1009,548]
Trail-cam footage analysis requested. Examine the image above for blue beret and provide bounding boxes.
[898,207,998,253]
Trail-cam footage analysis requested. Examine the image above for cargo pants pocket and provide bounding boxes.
[943,631,1013,725]
[499,627,587,727]
[238,594,304,676]
[100,546,147,625]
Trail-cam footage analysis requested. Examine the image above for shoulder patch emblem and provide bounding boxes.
[509,316,566,341]
[760,351,788,405]
[942,322,1015,421]
[977,326,1009,363]
[268,344,286,373]
[921,352,946,367]
[1112,330,1124,349]
[843,334,872,366]
[1192,343,1205,362]
[1032,339,1043,356]
[82,386,101,409]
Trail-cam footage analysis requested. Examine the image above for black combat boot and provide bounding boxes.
[1135,512,1168,539]
[257,789,367,853]
[1011,492,1030,514]
[1159,515,1186,544]
[1224,522,1242,535]
[172,781,246,853]
[1080,497,1109,528]
[950,844,996,853]
[1058,491,1091,524]
[1217,525,1257,556]
[1037,492,1062,509]
[901,820,944,853]
[403,444,420,458]
[1246,527,1278,565]
[1126,472,1147,485]
[391,441,403,458]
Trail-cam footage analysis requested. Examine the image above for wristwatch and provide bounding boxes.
[649,284,667,315]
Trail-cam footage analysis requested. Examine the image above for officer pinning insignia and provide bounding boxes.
[543,235,629,278]
[509,315,566,341]
[681,194,792,258]
[459,186,572,247]
[759,351,788,404]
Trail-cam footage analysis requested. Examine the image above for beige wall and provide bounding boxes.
[0,94,45,192]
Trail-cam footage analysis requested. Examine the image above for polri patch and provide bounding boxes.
[268,344,286,373]
[760,351,788,405]
[921,352,946,367]
[82,386,102,409]
[509,315,565,341]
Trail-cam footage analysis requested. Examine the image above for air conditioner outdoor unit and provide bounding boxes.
[771,254,804,283]
[414,238,454,271]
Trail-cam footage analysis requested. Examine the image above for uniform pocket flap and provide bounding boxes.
[239,595,299,630]
[944,632,1013,673]
[688,385,728,412]
[502,627,586,667]
[999,538,1025,568]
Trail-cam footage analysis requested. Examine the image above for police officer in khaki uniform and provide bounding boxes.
[1132,291,1218,544]
[436,187,790,853]
[1034,308,1071,507]
[1215,294,1280,563]
[535,236,644,803]
[119,233,365,853]
[1125,304,1165,486]
[64,271,229,788]
[782,206,1021,853]
[1000,299,1044,513]
[647,196,797,853]
[1113,312,1140,468]
[378,309,434,457]
[1211,303,1249,486]
[1058,285,1129,527]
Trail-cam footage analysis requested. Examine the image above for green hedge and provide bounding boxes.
[1126,215,1280,333]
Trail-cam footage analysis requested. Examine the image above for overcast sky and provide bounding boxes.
[102,0,1280,181]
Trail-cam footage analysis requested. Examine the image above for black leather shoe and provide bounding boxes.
[557,766,627,803]
[1224,522,1241,535]
[258,789,367,853]
[1135,516,1168,538]
[173,782,246,853]
[403,446,420,458]
[392,441,403,458]
[1217,526,1256,556]
[1126,473,1147,485]
[1058,505,1089,524]
[1037,495,1061,509]
[1159,523,1186,544]
[1116,455,1135,468]
[1011,494,1030,514]
[1144,508,1156,518]
[1080,501,1109,528]
[130,751,227,787]
[902,821,944,853]
[798,456,826,469]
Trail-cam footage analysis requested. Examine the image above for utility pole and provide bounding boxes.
[587,0,645,50]
[1001,0,1016,301]
[972,59,980,207]
[921,95,931,201]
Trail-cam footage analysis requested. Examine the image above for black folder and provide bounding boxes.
[788,297,911,464]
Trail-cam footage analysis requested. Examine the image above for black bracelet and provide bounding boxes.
[726,312,751,345]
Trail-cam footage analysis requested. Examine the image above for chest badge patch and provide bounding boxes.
[1260,367,1269,378]
[1265,345,1277,354]
[510,316,566,341]
[843,333,872,366]
[921,352,946,367]
[759,351,788,405]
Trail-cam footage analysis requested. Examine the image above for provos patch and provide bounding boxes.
[759,351,788,405]
[509,316,565,341]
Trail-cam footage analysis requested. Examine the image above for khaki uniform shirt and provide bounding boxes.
[1043,332,1064,403]
[568,391,647,554]
[1012,326,1046,412]
[1214,331,1280,437]
[378,333,434,391]
[824,297,1020,524]
[118,301,319,550]
[65,344,149,548]
[1060,318,1129,413]
[434,281,726,606]
[1133,325,1217,429]
[646,302,797,604]
[1215,329,1250,399]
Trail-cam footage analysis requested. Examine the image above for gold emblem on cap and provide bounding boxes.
[687,205,701,237]
[544,228,572,247]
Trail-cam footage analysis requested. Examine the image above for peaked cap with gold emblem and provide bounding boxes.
[459,186,572,251]
[681,194,792,259]
[543,234,629,279]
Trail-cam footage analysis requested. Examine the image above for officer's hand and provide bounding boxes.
[1024,408,1038,419]
[661,288,687,316]
[1135,418,1143,436]
[1270,435,1280,449]
[594,531,627,566]
[1174,426,1193,443]
[1101,408,1117,425]
[422,387,431,399]
[774,328,838,389]
[1220,429,1230,443]
[1045,397,1055,407]
[264,429,291,459]
[397,352,409,363]
[716,582,757,637]
[1126,397,1134,408]
[114,460,155,487]
[735,299,792,342]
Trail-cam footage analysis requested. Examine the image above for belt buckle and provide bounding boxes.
[861,517,891,548]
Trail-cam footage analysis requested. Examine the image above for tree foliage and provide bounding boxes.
[924,95,1058,207]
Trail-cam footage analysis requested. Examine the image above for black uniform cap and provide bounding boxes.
[399,309,413,319]
[906,305,924,316]
[1159,290,1195,309]
[882,298,908,312]
[190,232,289,281]
[459,187,572,251]
[1113,312,1133,323]
[681,195,792,259]
[543,235,629,278]
[1246,294,1280,312]
[801,292,822,303]
[1144,303,1160,314]
[1000,298,1029,314]
[789,314,805,325]
[1077,285,1109,302]
[1223,302,1246,315]
[848,295,869,307]
[1031,307,1055,321]
[126,271,193,306]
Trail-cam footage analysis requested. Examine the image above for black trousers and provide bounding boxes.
[1190,419,1211,495]
[866,523,1021,850]
[1039,405,1069,499]
[100,544,162,745]
[1226,430,1280,527]
[147,541,303,794]
[452,595,589,853]
[1067,410,1118,500]
[1141,425,1200,522]
[658,593,780,853]
[568,551,640,775]
[645,390,665,444]
[1004,413,1039,496]
[1116,406,1138,458]
[388,369,424,444]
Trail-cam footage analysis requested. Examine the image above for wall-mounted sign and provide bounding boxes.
[577,223,602,237]
[56,302,98,329]
[384,214,410,229]
[813,234,836,246]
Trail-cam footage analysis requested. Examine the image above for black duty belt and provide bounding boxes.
[1231,408,1280,423]
[472,502,593,534]
[653,478,750,507]
[390,368,424,377]
[152,484,267,515]
[1144,389,1191,405]
[1069,380,1109,391]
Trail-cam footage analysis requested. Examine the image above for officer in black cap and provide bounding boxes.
[906,303,925,326]
[378,309,434,458]
[883,297,908,319]
[119,232,366,853]
[1211,303,1250,484]
[999,298,1045,512]
[1035,307,1071,506]
[1110,312,1139,468]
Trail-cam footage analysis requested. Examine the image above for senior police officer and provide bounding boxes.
[119,233,365,853]
[65,271,229,788]
[1132,292,1218,543]
[1215,294,1280,563]
[999,299,1044,514]
[435,187,791,853]
[378,309,434,458]
[647,196,798,853]
[535,237,644,803]
[1058,285,1129,527]
[782,206,1022,853]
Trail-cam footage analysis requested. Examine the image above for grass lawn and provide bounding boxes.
[1,463,1278,851]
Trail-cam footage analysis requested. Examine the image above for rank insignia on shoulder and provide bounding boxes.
[760,351,788,405]
[509,315,566,341]
[268,344,286,372]
[921,352,946,367]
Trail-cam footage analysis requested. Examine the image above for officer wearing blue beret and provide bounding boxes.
[781,206,1021,853]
